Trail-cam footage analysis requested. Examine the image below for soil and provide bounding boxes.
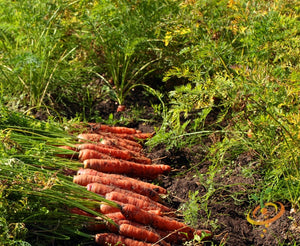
[48,89,300,246]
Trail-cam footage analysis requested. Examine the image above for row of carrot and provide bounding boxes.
[59,123,212,245]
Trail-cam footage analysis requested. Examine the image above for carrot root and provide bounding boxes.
[83,158,171,179]
[95,233,153,246]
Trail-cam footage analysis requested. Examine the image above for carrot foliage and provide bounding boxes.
[0,107,117,245]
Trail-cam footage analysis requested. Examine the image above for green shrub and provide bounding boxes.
[147,0,300,208]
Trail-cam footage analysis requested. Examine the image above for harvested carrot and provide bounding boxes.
[105,192,171,212]
[88,123,138,134]
[78,133,103,142]
[78,149,112,161]
[106,134,143,151]
[83,159,171,179]
[78,133,143,151]
[100,203,122,214]
[78,168,167,194]
[129,155,152,165]
[74,175,161,201]
[87,183,164,208]
[87,183,152,200]
[121,204,212,241]
[78,143,132,160]
[87,212,127,232]
[55,145,78,159]
[101,139,142,156]
[95,233,153,246]
[119,223,161,243]
[113,132,155,141]
[96,141,151,164]
[106,212,126,221]
[99,203,162,217]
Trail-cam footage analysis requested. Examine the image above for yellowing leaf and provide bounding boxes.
[164,31,173,46]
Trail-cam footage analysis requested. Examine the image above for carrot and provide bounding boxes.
[129,155,152,164]
[87,183,165,209]
[121,204,212,241]
[55,145,79,159]
[106,134,143,152]
[78,133,143,152]
[119,223,161,243]
[86,182,117,195]
[105,192,172,212]
[78,168,167,194]
[106,212,126,221]
[99,203,162,217]
[96,140,151,164]
[78,143,132,160]
[100,139,142,156]
[87,212,127,232]
[78,149,112,161]
[87,183,154,201]
[113,132,155,141]
[83,159,171,179]
[100,204,122,214]
[73,175,161,201]
[77,133,103,142]
[88,123,138,134]
[95,233,153,246]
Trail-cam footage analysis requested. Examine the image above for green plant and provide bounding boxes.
[148,0,300,210]
[180,190,201,228]
[87,0,173,110]
[0,0,98,118]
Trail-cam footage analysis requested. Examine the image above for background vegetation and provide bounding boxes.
[0,0,299,244]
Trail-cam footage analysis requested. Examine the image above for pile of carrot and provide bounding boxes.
[59,123,212,245]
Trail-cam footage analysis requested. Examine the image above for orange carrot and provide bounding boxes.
[55,145,78,159]
[100,139,142,156]
[106,212,126,221]
[78,168,167,194]
[83,159,171,179]
[100,203,122,214]
[77,133,103,142]
[88,123,138,134]
[119,223,161,243]
[129,155,152,164]
[87,212,127,232]
[96,140,151,164]
[73,175,161,201]
[105,192,171,212]
[78,133,143,151]
[95,233,153,246]
[78,149,112,161]
[99,203,162,217]
[106,134,143,151]
[121,204,212,241]
[113,132,155,141]
[87,183,155,201]
[87,183,164,208]
[78,143,132,160]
